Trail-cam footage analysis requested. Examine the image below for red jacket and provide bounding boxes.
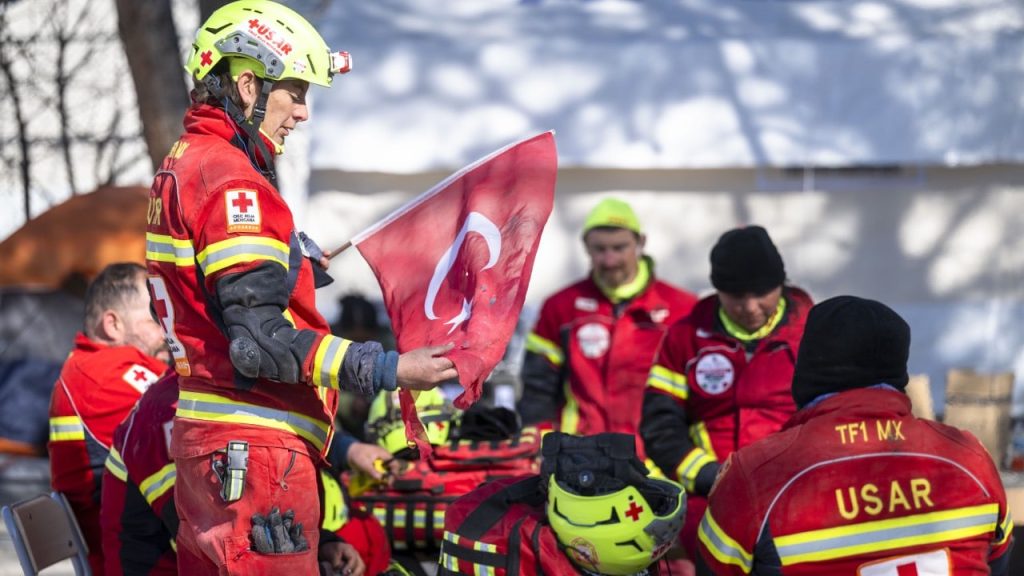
[518,267,696,456]
[698,388,1014,575]
[101,373,179,576]
[641,287,812,491]
[49,333,166,575]
[146,104,340,460]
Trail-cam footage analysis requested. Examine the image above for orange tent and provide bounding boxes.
[0,186,149,289]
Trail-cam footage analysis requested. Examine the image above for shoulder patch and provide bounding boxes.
[651,307,670,324]
[225,189,262,233]
[123,364,159,394]
[574,296,598,312]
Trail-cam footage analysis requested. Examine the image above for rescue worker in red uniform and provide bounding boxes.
[440,432,686,576]
[518,198,697,455]
[641,225,812,559]
[99,371,400,576]
[148,2,457,573]
[698,295,1014,575]
[48,262,169,575]
[101,372,180,576]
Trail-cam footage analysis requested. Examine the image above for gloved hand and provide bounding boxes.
[251,507,309,554]
[298,231,334,288]
[693,460,721,497]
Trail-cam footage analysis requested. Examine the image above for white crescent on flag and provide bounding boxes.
[424,211,502,334]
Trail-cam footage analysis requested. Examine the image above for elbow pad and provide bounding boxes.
[217,264,317,383]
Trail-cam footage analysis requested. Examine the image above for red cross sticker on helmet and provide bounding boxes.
[331,51,353,75]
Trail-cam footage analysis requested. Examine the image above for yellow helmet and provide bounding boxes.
[367,389,458,455]
[185,0,351,87]
[543,433,685,576]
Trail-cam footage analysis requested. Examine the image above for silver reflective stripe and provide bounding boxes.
[142,468,177,503]
[199,242,288,273]
[177,396,328,447]
[50,422,84,435]
[776,509,998,560]
[700,515,752,571]
[318,336,344,389]
[146,238,195,260]
[106,452,127,477]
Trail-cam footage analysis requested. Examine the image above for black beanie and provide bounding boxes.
[710,225,786,294]
[792,295,911,408]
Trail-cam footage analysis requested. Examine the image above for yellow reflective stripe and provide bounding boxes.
[774,503,999,565]
[49,416,85,442]
[145,233,196,266]
[319,470,348,532]
[560,381,580,435]
[525,332,563,367]
[139,463,176,505]
[441,531,460,571]
[647,364,688,400]
[282,309,295,327]
[676,448,716,492]
[698,509,753,573]
[176,390,330,451]
[473,540,497,576]
[996,510,1013,545]
[105,447,129,482]
[196,236,289,276]
[311,335,352,390]
[689,421,718,459]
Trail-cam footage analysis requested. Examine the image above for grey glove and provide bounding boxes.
[251,507,308,554]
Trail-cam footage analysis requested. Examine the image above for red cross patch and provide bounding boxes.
[625,500,645,522]
[122,364,158,394]
[200,50,213,67]
[225,189,261,233]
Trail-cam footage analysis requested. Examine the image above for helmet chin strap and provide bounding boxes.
[203,74,279,189]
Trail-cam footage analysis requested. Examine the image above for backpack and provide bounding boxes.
[351,427,541,552]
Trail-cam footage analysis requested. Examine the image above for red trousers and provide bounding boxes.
[174,444,321,575]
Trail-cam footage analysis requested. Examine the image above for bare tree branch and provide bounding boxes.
[0,8,32,220]
[51,1,77,195]
[115,0,189,170]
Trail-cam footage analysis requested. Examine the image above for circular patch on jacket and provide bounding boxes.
[567,537,600,572]
[576,323,610,358]
[695,352,735,395]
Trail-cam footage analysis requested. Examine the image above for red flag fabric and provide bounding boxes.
[353,132,557,453]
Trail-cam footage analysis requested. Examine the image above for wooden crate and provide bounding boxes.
[905,374,934,421]
[943,369,1014,464]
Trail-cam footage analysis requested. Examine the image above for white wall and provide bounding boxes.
[304,163,1024,416]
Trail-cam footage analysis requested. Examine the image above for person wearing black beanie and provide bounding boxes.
[640,224,813,561]
[792,295,911,408]
[697,294,1014,575]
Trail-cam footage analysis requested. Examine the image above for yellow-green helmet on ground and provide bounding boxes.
[367,388,458,455]
[185,0,351,87]
[543,433,685,575]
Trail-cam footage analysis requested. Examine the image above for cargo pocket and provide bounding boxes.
[223,531,319,574]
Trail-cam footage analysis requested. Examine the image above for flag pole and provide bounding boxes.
[326,240,352,260]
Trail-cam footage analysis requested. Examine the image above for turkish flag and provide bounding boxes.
[353,132,556,452]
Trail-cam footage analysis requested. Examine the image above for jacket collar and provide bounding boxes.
[183,104,277,169]
[785,387,912,430]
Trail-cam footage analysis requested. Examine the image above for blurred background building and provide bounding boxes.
[3,0,1024,418]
